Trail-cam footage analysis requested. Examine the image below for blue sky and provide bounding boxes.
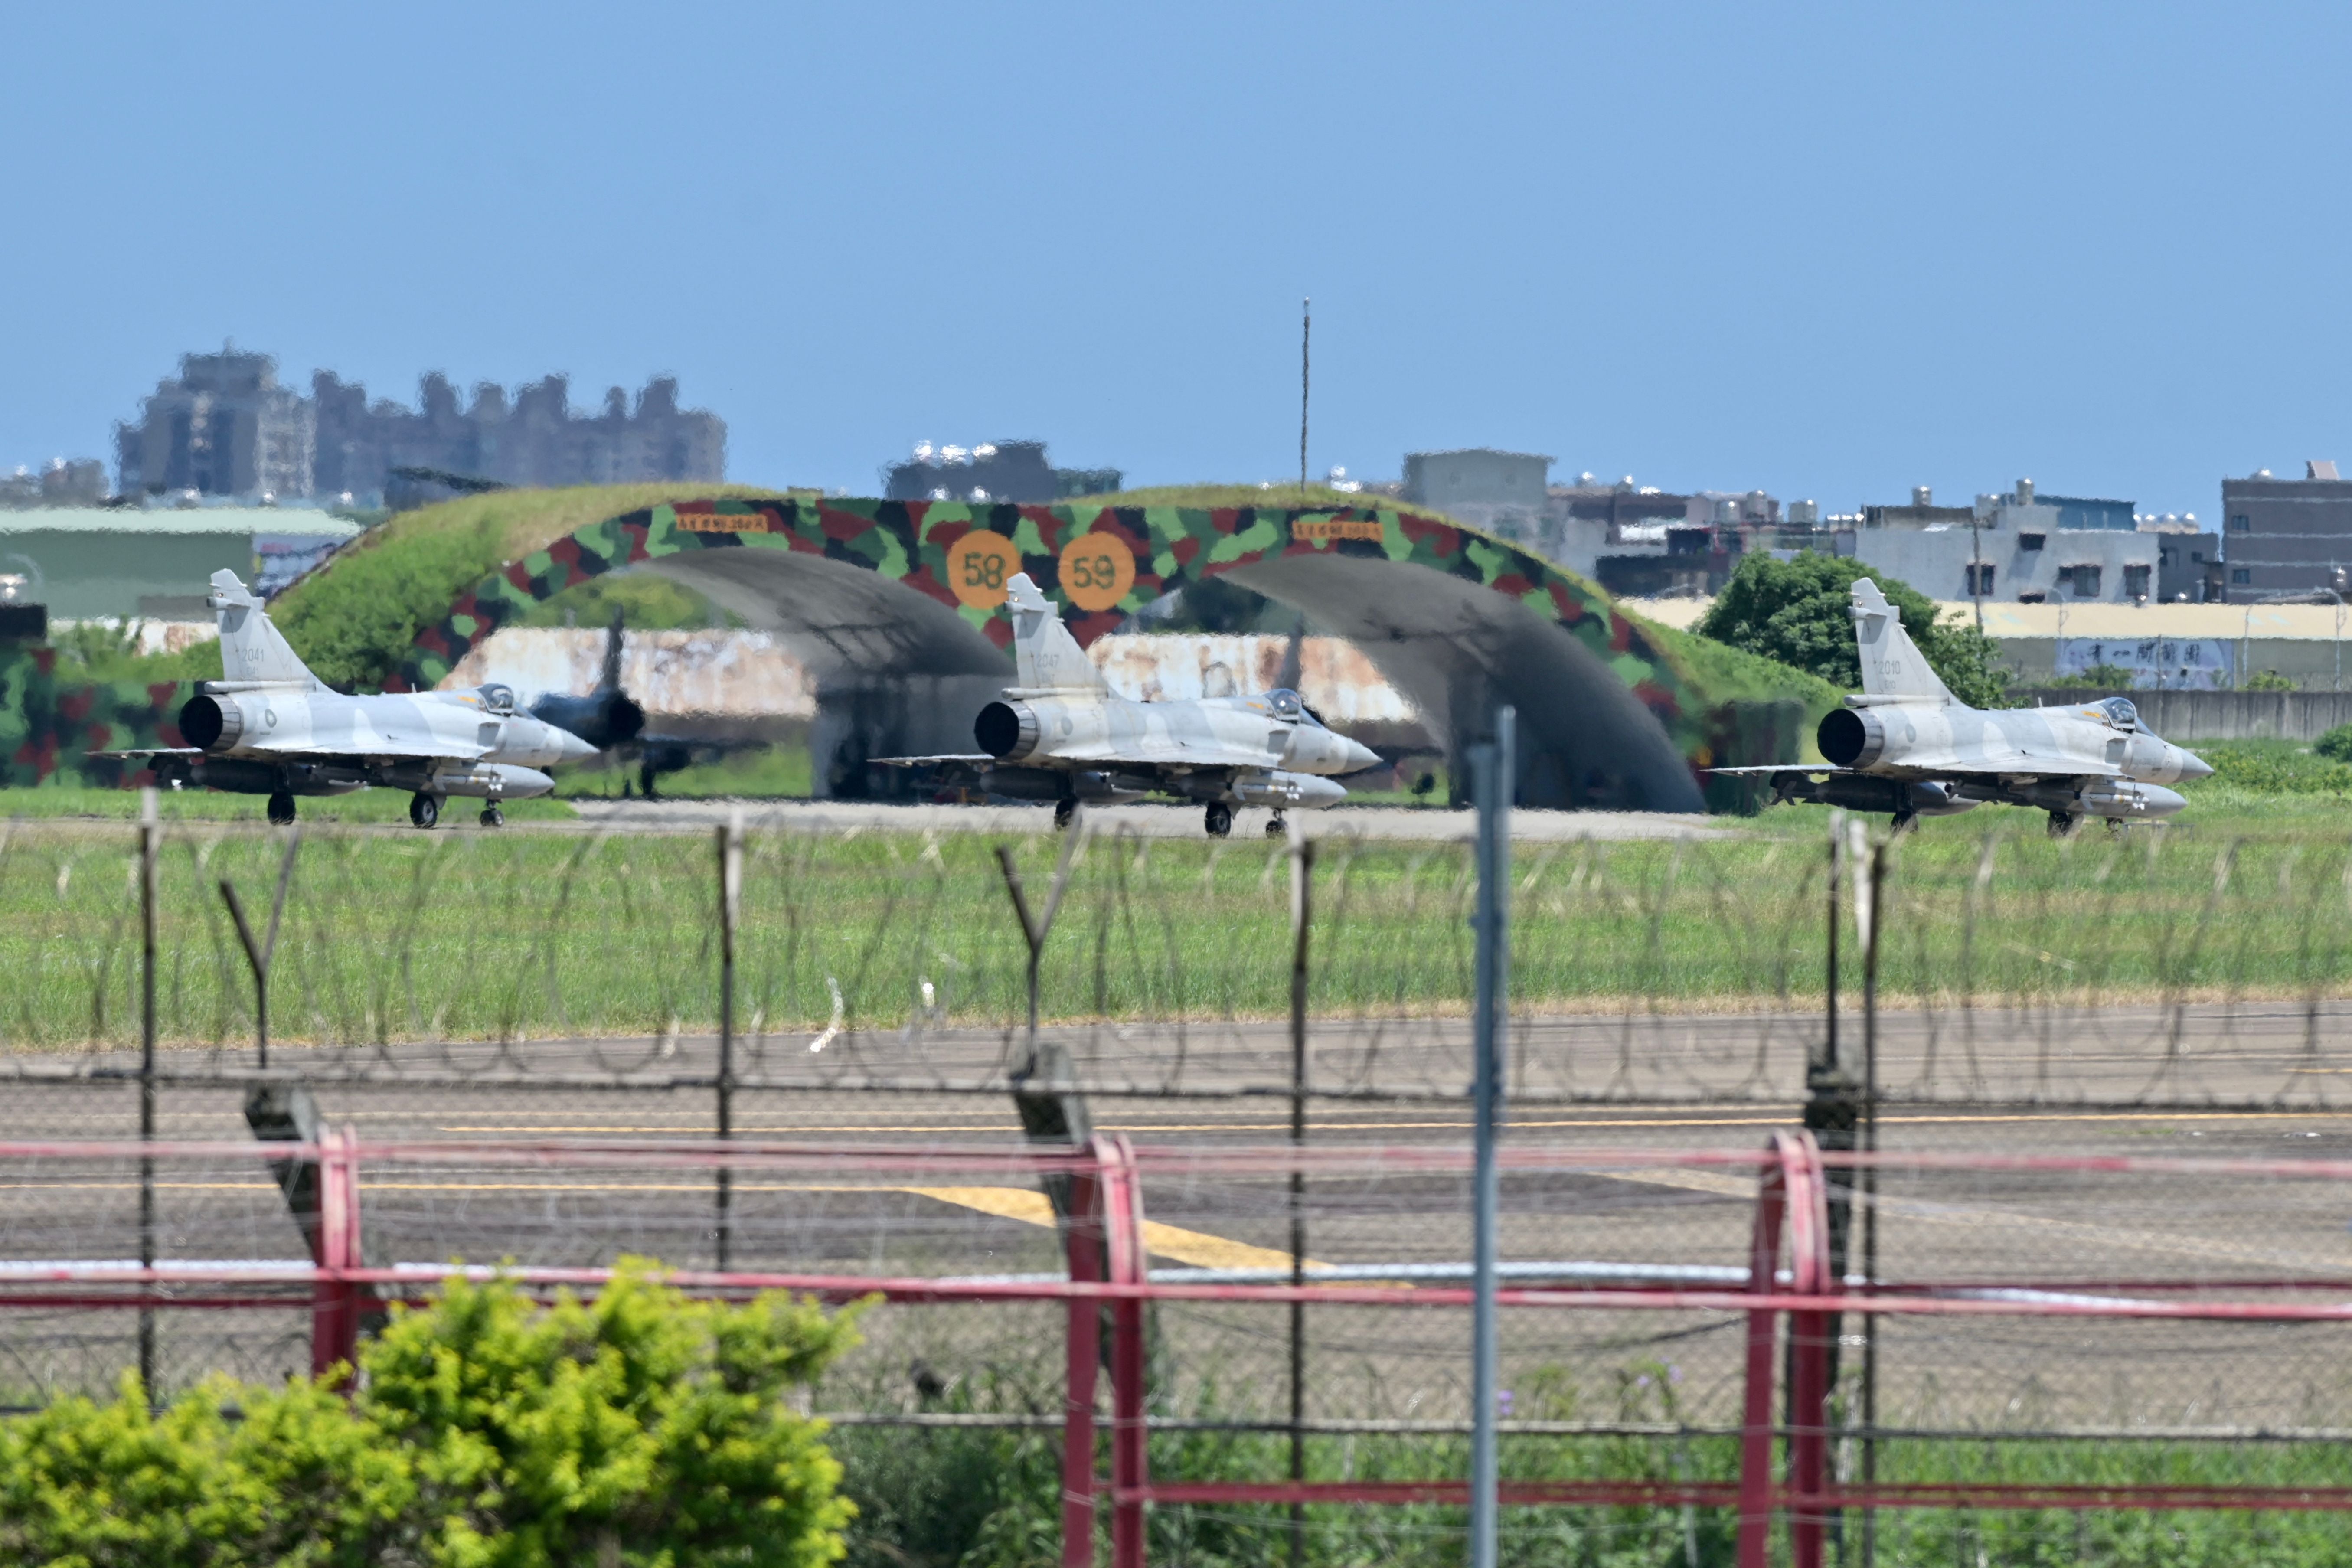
[3,3,2347,517]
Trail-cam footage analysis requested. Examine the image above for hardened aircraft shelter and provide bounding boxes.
[388,497,1811,810]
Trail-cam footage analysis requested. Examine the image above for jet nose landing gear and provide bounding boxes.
[479,804,505,828]
[1264,812,1287,838]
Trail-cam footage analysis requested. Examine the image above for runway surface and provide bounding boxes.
[8,1006,2352,1425]
[566,797,1731,842]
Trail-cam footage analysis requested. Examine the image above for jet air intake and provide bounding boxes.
[975,699,1041,761]
[1816,707,1887,769]
[177,693,242,751]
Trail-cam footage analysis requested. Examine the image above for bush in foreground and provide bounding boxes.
[0,1264,863,1568]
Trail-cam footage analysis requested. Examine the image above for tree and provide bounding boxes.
[0,1266,864,1568]
[363,1264,865,1568]
[1696,552,2015,709]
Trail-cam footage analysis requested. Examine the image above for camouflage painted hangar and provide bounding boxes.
[384,497,1809,812]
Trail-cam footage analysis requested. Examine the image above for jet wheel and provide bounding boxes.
[2045,810,2078,840]
[265,791,296,826]
[480,804,505,828]
[1204,802,1233,838]
[1053,799,1075,830]
[409,792,441,830]
[1890,810,1918,836]
[1265,813,1287,838]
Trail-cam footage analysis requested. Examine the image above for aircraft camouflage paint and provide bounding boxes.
[1717,577,2213,835]
[882,572,1380,836]
[102,570,595,827]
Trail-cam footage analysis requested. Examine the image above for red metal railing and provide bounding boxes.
[4,1133,2352,1567]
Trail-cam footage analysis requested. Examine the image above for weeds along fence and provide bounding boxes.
[9,1132,2352,1567]
[7,813,2352,1108]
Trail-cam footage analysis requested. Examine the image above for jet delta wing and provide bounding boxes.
[879,572,1381,836]
[1712,576,2213,836]
[94,570,595,828]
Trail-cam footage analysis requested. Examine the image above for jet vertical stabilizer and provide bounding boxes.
[1006,573,1107,692]
[1850,577,1954,702]
[208,570,321,688]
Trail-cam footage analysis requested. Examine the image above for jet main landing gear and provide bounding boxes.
[1204,801,1233,838]
[1053,798,1075,830]
[409,792,441,830]
[266,791,296,826]
[2045,810,2078,840]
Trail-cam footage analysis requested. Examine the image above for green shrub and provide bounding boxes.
[2317,724,2352,763]
[2244,669,2299,690]
[0,1264,863,1568]
[2042,663,2136,691]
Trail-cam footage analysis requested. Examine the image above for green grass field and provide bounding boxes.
[0,775,2342,1052]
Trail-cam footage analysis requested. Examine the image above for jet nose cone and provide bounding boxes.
[1340,736,1382,774]
[2177,748,2214,782]
[555,726,599,762]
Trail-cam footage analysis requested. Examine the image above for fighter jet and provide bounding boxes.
[528,608,771,799]
[98,570,595,827]
[879,572,1382,836]
[1715,577,2213,836]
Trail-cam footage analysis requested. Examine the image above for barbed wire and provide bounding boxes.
[4,817,2352,1109]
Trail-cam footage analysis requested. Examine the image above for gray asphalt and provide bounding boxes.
[7,1007,2352,1427]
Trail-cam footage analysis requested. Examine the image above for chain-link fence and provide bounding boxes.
[10,808,2352,1561]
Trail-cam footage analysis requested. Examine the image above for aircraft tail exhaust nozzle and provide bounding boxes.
[176,693,242,751]
[1235,771,1347,810]
[434,764,555,800]
[1816,707,1887,769]
[975,699,1042,760]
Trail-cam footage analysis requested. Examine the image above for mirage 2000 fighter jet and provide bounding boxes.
[99,569,595,827]
[881,572,1381,836]
[1715,576,2213,836]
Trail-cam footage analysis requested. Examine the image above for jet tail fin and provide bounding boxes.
[600,608,626,693]
[207,571,320,688]
[1850,576,1955,702]
[1006,573,1107,691]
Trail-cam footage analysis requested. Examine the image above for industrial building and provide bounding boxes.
[0,508,358,620]
[1401,448,1553,538]
[882,441,1120,503]
[2216,461,2352,601]
[1841,482,2163,606]
[115,348,727,506]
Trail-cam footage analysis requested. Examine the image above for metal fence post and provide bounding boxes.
[715,810,742,1271]
[1806,810,1858,1557]
[1469,706,1513,1568]
[1859,839,1888,1568]
[136,787,158,1402]
[220,828,300,1069]
[1287,822,1315,1567]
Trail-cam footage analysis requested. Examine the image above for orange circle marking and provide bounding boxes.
[946,530,1020,609]
[1057,532,1136,612]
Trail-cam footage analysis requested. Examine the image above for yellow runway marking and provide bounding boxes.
[0,1181,1315,1273]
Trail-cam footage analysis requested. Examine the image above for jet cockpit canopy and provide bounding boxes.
[2098,696,2139,730]
[476,683,517,715]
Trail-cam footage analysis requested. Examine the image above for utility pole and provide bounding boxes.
[1468,706,1514,1568]
[1970,507,1986,634]
[1298,297,1311,502]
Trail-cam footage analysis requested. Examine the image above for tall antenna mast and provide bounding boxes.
[1298,297,1311,499]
